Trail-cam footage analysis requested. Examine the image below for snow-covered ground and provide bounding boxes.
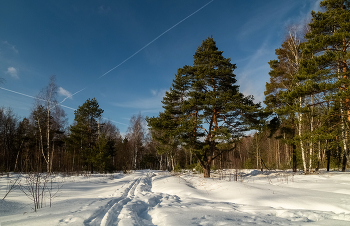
[1,169,349,225]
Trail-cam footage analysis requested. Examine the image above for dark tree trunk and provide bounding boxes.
[203,163,211,178]
[292,119,297,172]
[326,149,331,172]
[292,144,297,172]
[342,152,347,172]
[202,155,212,178]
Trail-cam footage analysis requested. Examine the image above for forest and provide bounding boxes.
[1,0,350,178]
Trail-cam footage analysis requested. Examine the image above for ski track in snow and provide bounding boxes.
[1,170,350,226]
[82,172,161,226]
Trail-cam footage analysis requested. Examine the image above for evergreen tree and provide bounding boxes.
[146,73,188,171]
[265,32,305,172]
[300,0,350,171]
[70,98,104,173]
[149,37,261,177]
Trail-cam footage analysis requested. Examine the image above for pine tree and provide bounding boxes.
[265,31,305,172]
[300,0,350,171]
[70,98,104,173]
[149,37,261,177]
[146,73,188,171]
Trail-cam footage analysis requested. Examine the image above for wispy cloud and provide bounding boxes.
[310,0,322,13]
[98,5,111,13]
[6,67,18,79]
[283,0,322,33]
[236,39,272,103]
[238,2,296,39]
[58,87,72,99]
[2,41,18,54]
[112,89,166,110]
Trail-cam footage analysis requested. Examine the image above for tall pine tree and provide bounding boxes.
[69,98,104,173]
[300,0,350,171]
[149,37,261,177]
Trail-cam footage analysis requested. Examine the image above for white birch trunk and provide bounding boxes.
[134,146,138,170]
[309,95,314,172]
[340,102,348,156]
[37,118,48,167]
[338,65,348,162]
[299,97,307,173]
[47,106,50,173]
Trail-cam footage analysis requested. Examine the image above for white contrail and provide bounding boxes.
[0,86,128,125]
[59,87,87,104]
[1,1,215,127]
[59,0,215,104]
[0,86,76,111]
[98,0,214,79]
[102,117,128,126]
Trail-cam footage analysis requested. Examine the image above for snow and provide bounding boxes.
[1,169,350,225]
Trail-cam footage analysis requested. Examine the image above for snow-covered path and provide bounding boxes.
[1,170,350,225]
[84,173,160,226]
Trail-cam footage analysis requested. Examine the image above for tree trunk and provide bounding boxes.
[309,95,314,172]
[316,140,321,172]
[326,148,331,171]
[72,148,75,172]
[277,139,280,169]
[47,107,50,173]
[171,155,175,171]
[190,150,192,165]
[298,108,307,174]
[37,118,48,170]
[159,154,163,170]
[14,150,20,172]
[203,164,210,178]
[50,141,54,173]
[134,146,138,170]
[256,134,259,170]
[340,104,348,172]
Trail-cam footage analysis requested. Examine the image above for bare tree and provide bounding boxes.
[19,172,63,211]
[2,173,21,200]
[127,114,146,170]
[34,76,63,173]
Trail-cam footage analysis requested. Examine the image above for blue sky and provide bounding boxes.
[0,0,321,134]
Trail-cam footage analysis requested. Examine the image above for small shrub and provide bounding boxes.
[174,163,182,172]
[244,159,253,169]
[194,162,203,173]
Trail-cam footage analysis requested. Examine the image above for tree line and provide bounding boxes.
[0,76,160,174]
[1,0,349,177]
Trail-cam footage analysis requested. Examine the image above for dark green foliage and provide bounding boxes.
[148,37,262,177]
[300,0,350,171]
[69,98,104,173]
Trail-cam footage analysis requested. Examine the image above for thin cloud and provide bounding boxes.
[151,89,157,96]
[238,2,295,39]
[310,0,322,13]
[0,86,127,126]
[2,41,18,54]
[58,87,72,99]
[6,67,18,79]
[113,89,166,110]
[98,5,111,13]
[236,39,272,103]
[283,0,322,33]
[60,0,215,106]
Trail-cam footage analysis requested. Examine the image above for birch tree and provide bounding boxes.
[300,0,350,171]
[35,76,59,173]
[127,114,146,170]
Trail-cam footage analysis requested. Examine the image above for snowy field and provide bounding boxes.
[0,169,350,226]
